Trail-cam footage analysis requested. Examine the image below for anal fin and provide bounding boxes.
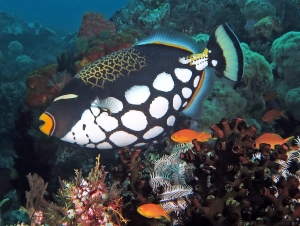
[181,68,215,120]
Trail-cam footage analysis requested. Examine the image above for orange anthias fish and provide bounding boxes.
[262,109,288,122]
[171,129,212,143]
[263,92,277,101]
[137,203,172,221]
[255,133,294,150]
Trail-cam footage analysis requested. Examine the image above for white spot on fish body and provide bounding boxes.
[109,131,138,147]
[195,59,208,71]
[193,75,200,88]
[62,110,106,145]
[182,87,192,99]
[178,57,190,64]
[85,123,106,143]
[121,110,147,131]
[90,106,100,116]
[134,142,147,147]
[143,126,164,139]
[182,101,188,107]
[174,68,192,83]
[125,85,150,105]
[211,60,218,67]
[173,94,182,110]
[167,115,175,126]
[96,112,118,132]
[149,96,169,119]
[81,109,94,123]
[153,72,174,92]
[96,142,113,149]
[86,143,96,148]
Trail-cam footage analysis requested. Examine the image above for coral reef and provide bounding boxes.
[149,143,195,217]
[148,118,300,225]
[0,81,26,129]
[197,81,247,129]
[239,0,300,41]
[7,40,23,58]
[5,1,300,225]
[111,0,245,36]
[271,31,300,89]
[78,12,117,43]
[113,147,145,198]
[285,87,300,121]
[25,64,59,108]
[236,43,273,119]
[22,155,127,225]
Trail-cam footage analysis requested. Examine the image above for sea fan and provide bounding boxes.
[171,163,186,185]
[153,155,174,172]
[150,155,174,191]
[160,198,188,214]
[149,142,195,218]
[149,171,172,192]
[159,184,193,202]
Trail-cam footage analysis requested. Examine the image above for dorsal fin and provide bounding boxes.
[138,28,200,53]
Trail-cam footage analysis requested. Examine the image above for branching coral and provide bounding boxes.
[236,43,273,119]
[113,147,145,198]
[22,155,127,225]
[147,118,300,225]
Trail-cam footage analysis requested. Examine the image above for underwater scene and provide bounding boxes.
[1,0,300,225]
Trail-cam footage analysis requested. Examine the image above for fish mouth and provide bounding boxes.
[137,207,144,215]
[39,112,55,136]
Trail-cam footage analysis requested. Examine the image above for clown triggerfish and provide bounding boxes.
[39,23,244,149]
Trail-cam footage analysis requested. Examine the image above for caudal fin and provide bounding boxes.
[283,136,295,150]
[163,209,173,221]
[206,23,244,82]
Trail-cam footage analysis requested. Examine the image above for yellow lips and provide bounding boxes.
[39,113,54,136]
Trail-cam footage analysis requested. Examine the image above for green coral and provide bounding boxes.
[198,81,247,129]
[242,0,276,21]
[237,43,273,118]
[271,31,300,88]
[285,87,300,121]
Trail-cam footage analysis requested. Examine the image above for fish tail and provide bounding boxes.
[164,209,173,221]
[206,23,244,82]
[197,132,204,141]
[283,136,295,149]
[281,109,288,119]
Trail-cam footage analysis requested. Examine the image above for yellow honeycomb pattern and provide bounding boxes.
[75,48,147,88]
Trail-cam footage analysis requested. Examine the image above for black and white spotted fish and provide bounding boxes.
[39,23,244,149]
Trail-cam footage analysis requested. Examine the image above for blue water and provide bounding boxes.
[0,0,127,31]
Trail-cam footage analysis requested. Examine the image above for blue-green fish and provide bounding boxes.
[39,23,244,149]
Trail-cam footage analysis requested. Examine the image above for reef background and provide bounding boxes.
[1,0,300,225]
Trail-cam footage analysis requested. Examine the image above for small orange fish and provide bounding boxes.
[263,92,277,101]
[137,203,172,221]
[262,109,288,122]
[171,129,212,143]
[255,133,294,150]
